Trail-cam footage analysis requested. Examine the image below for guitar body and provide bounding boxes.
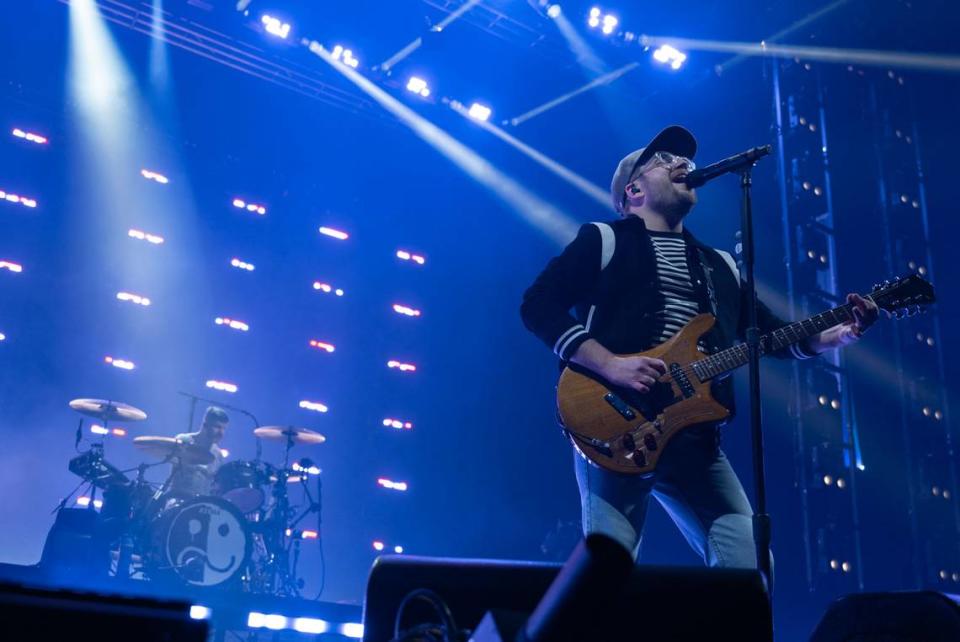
[555,274,936,475]
[557,313,730,475]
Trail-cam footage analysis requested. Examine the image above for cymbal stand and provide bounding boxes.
[262,466,298,596]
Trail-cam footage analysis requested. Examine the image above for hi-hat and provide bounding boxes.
[132,436,215,465]
[70,398,147,422]
[254,426,326,445]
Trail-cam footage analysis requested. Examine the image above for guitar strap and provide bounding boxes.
[697,248,720,317]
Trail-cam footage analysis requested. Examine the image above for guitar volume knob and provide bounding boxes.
[643,434,658,451]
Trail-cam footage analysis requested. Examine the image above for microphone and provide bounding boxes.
[684,145,772,188]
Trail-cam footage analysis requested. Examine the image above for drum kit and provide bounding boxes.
[61,397,326,596]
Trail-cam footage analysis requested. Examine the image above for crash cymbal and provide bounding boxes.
[70,398,147,422]
[254,425,326,445]
[132,435,214,465]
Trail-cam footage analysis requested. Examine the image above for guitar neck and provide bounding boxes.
[693,302,858,381]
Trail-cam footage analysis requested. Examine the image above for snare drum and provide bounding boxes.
[213,460,265,513]
[144,495,250,588]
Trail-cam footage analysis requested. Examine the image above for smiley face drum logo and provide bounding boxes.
[163,499,248,586]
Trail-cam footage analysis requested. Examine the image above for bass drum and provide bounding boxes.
[145,495,251,588]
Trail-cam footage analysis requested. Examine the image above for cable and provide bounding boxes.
[311,536,326,600]
[51,478,89,514]
[391,589,460,642]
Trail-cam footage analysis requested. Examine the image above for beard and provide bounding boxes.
[650,184,696,220]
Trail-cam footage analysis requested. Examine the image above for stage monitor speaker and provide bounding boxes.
[0,581,208,641]
[39,507,108,581]
[362,555,771,642]
[810,590,960,642]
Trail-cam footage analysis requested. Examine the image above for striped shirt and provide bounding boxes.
[649,231,700,347]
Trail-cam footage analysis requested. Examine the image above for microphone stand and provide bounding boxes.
[177,391,261,455]
[739,166,774,606]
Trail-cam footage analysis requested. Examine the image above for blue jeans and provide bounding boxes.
[574,425,769,572]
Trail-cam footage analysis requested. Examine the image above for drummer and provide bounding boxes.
[167,406,229,496]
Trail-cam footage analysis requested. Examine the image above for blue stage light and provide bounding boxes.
[468,102,492,122]
[547,4,561,18]
[383,417,413,430]
[588,7,600,28]
[331,45,359,68]
[293,618,330,634]
[406,76,431,98]
[588,7,617,34]
[396,249,426,265]
[0,260,23,273]
[313,281,345,296]
[206,379,238,393]
[140,169,169,184]
[318,226,349,240]
[117,291,151,307]
[387,359,417,372]
[393,304,421,317]
[104,356,135,370]
[12,128,48,145]
[653,44,687,70]
[309,339,336,353]
[231,257,255,271]
[233,197,266,215]
[129,228,165,244]
[299,400,329,413]
[0,189,38,209]
[340,623,364,639]
[260,15,290,39]
[601,14,618,34]
[377,478,409,491]
[215,317,249,331]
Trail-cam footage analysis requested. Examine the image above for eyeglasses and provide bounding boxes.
[629,150,696,181]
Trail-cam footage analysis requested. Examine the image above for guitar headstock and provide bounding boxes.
[869,274,936,319]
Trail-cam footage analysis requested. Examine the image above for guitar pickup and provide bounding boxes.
[604,392,637,420]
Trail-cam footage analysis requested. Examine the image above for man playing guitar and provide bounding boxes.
[520,126,878,573]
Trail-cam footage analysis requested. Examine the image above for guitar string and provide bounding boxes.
[664,303,857,385]
[622,306,859,449]
[613,286,922,453]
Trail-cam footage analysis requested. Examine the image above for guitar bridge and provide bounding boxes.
[604,392,637,420]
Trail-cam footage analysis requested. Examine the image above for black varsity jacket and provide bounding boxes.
[520,216,816,418]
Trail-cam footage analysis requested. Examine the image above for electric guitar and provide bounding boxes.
[556,275,936,475]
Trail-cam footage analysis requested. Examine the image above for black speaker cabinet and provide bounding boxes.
[0,581,208,641]
[811,590,960,642]
[362,555,771,641]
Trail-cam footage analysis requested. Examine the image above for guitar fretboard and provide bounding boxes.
[691,303,856,381]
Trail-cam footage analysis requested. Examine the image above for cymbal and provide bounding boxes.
[254,425,326,445]
[70,398,147,422]
[132,436,214,465]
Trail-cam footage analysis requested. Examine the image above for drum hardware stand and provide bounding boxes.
[85,443,107,509]
[265,466,299,596]
[111,460,165,579]
[255,436,320,598]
